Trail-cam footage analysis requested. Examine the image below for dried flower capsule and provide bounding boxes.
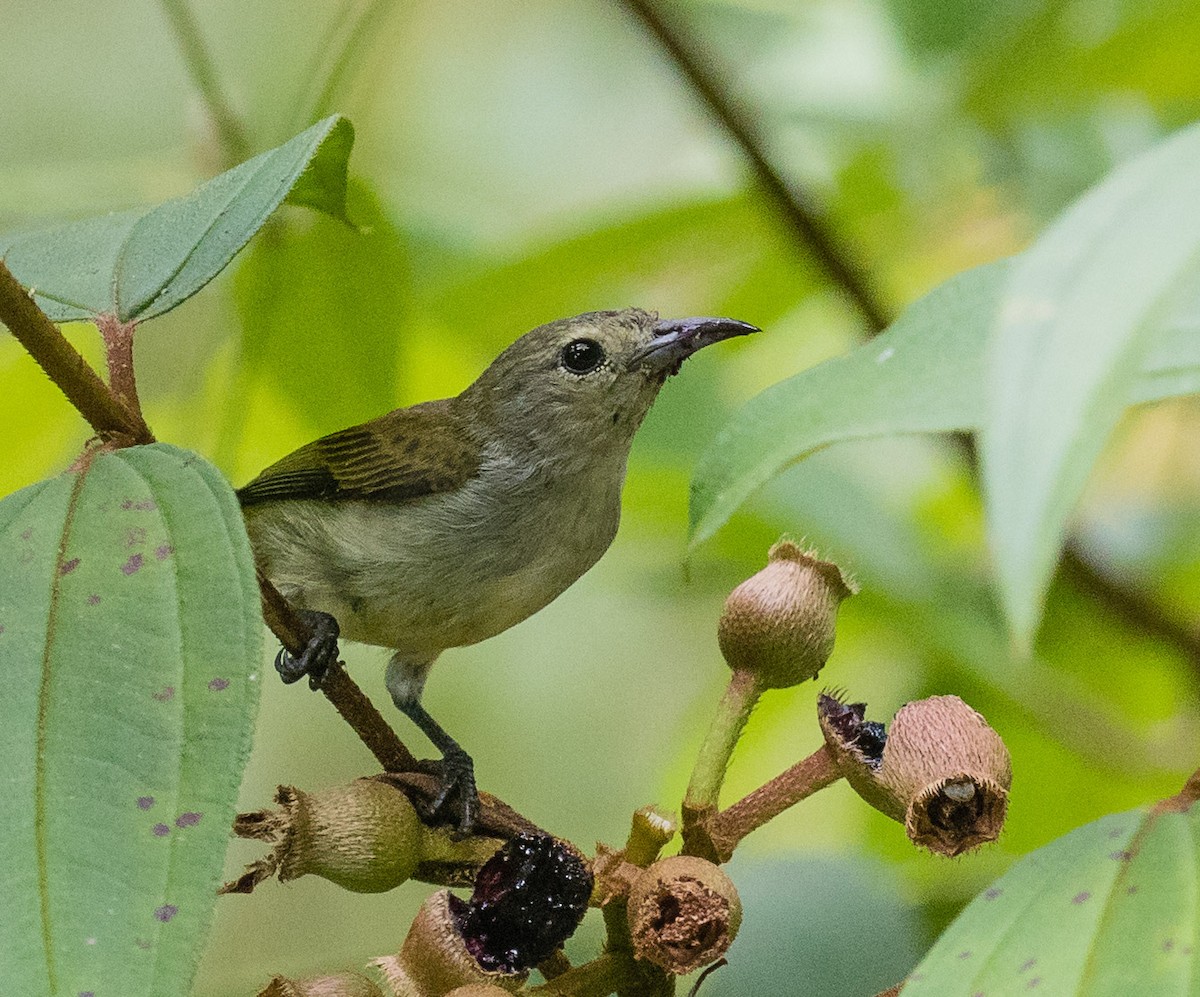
[224,781,424,894]
[258,973,384,997]
[627,855,742,975]
[375,890,527,996]
[819,693,1011,857]
[718,540,855,689]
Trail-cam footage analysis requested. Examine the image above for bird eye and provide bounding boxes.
[560,338,606,375]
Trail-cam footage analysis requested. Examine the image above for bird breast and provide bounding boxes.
[245,446,627,659]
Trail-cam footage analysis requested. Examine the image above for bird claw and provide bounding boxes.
[274,610,340,689]
[420,747,479,834]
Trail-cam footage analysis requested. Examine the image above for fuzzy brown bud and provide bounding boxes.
[819,693,1011,856]
[718,540,855,689]
[374,891,527,996]
[258,972,384,997]
[444,988,516,997]
[626,855,742,975]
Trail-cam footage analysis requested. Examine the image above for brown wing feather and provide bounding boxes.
[236,398,482,506]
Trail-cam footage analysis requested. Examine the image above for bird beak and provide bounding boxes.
[631,316,760,376]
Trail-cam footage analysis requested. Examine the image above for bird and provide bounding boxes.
[238,308,757,828]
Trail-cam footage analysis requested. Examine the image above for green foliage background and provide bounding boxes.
[2,1,1197,994]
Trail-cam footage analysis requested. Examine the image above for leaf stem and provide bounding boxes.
[158,0,252,167]
[0,262,152,444]
[684,668,763,818]
[95,314,143,421]
[621,0,890,333]
[700,744,842,861]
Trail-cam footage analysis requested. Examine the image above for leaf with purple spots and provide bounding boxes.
[0,443,260,996]
[904,804,1200,996]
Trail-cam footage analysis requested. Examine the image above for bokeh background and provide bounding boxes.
[3,1,1199,994]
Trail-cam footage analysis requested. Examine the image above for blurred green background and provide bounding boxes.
[3,1,1199,994]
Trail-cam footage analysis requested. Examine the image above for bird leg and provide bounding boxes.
[274,608,341,689]
[395,697,480,834]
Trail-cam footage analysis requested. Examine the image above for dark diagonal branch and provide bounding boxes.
[625,1,1200,674]
[0,263,152,445]
[621,0,890,333]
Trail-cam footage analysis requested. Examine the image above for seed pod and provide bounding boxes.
[718,540,855,689]
[258,972,384,997]
[626,855,742,975]
[374,890,527,996]
[226,781,424,894]
[819,693,1012,856]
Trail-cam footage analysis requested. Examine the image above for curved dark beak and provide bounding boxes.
[631,316,760,375]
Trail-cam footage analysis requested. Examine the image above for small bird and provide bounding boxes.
[239,308,757,827]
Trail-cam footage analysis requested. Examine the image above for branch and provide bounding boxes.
[256,569,419,773]
[684,745,842,862]
[0,261,152,445]
[158,0,252,167]
[621,0,890,333]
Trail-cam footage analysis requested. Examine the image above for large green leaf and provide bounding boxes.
[0,116,353,323]
[904,796,1200,995]
[982,120,1200,647]
[0,443,261,996]
[689,258,1200,549]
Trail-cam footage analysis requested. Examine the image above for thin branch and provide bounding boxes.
[685,744,842,862]
[1059,547,1200,673]
[256,569,419,773]
[289,0,396,137]
[621,0,890,333]
[624,0,1200,673]
[158,0,252,167]
[0,262,152,444]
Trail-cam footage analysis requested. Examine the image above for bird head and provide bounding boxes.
[463,308,758,465]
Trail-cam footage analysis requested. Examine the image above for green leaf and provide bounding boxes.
[690,256,1200,550]
[982,120,1200,647]
[0,443,261,996]
[0,115,353,324]
[904,799,1200,995]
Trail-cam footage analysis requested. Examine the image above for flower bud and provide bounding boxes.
[626,855,742,975]
[225,781,424,894]
[819,693,1011,857]
[374,890,527,996]
[718,540,855,689]
[258,973,384,997]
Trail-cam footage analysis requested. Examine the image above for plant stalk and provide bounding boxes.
[702,744,842,861]
[0,262,152,445]
[684,668,763,819]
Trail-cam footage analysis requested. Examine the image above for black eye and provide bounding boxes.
[560,338,606,375]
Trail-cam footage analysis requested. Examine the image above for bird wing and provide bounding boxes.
[236,399,483,506]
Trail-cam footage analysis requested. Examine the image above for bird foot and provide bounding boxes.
[274,609,340,690]
[417,747,479,834]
